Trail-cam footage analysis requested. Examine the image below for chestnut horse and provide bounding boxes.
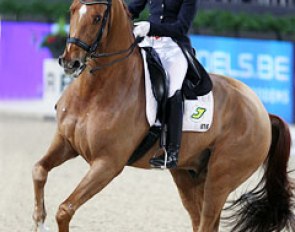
[32,0,295,231]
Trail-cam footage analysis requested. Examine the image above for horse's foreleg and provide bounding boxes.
[32,132,78,232]
[55,158,123,232]
[170,169,205,232]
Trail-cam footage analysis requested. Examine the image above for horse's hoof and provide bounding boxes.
[37,223,50,232]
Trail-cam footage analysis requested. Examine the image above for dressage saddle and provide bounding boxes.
[127,46,213,165]
[140,46,213,115]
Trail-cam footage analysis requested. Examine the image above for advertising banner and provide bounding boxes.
[0,22,294,123]
[190,35,294,123]
[0,22,51,100]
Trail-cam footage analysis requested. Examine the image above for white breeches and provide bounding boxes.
[139,37,188,97]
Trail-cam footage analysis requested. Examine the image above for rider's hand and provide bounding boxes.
[133,21,150,38]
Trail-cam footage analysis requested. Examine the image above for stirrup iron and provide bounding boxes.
[151,147,168,169]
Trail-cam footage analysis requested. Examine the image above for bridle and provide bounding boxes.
[67,0,112,55]
[67,0,142,73]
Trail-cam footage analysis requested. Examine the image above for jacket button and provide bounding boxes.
[161,3,164,8]
[160,15,164,20]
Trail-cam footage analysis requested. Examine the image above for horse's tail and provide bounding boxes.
[227,114,295,232]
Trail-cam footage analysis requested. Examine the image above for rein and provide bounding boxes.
[89,36,143,73]
[67,0,140,73]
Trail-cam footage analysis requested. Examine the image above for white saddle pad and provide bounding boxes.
[141,50,214,132]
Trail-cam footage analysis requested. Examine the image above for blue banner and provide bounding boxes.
[190,35,294,123]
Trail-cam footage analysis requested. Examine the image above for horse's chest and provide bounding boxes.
[59,114,89,153]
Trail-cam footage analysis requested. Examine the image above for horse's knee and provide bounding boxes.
[32,163,48,185]
[56,204,75,225]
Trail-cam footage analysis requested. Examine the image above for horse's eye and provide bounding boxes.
[93,15,102,24]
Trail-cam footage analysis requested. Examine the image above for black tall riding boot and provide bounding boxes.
[149,90,183,168]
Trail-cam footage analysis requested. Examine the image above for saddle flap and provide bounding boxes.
[141,47,168,104]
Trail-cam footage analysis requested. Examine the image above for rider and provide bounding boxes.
[128,0,199,168]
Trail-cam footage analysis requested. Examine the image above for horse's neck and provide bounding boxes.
[101,6,134,54]
[76,4,141,101]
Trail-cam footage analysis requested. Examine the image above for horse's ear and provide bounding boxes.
[121,0,133,19]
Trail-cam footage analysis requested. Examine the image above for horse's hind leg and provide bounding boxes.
[197,145,266,232]
[171,169,205,232]
[55,158,124,232]
[32,132,78,231]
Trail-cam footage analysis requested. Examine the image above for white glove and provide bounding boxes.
[133,21,150,38]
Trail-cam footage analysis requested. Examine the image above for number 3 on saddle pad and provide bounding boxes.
[183,91,214,132]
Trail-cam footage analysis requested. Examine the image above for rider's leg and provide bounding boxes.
[149,40,187,169]
[150,90,183,168]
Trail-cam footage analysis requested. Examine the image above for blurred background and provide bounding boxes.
[0,1,294,231]
[0,0,294,121]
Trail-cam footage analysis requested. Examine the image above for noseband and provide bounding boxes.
[67,0,112,54]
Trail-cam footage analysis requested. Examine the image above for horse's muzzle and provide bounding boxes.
[58,56,85,77]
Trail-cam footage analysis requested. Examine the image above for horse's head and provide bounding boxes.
[59,0,113,76]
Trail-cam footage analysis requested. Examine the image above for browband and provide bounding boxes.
[80,0,111,5]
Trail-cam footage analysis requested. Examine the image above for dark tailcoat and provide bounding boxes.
[128,0,198,52]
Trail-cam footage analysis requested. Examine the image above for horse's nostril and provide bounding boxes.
[73,60,81,69]
[58,56,63,66]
